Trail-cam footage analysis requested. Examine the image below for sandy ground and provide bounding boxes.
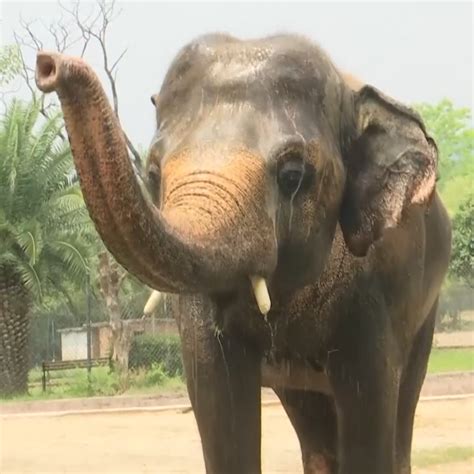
[434,330,474,348]
[1,397,473,474]
[2,371,473,417]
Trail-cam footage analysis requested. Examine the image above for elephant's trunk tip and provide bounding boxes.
[36,52,60,93]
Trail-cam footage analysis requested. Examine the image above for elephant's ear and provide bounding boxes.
[340,85,438,257]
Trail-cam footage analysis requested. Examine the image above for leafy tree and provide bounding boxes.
[415,99,473,215]
[13,1,150,372]
[0,45,21,87]
[450,195,474,288]
[0,100,91,395]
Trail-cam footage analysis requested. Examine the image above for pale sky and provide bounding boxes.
[2,1,473,149]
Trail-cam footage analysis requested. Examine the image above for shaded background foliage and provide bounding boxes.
[449,197,474,289]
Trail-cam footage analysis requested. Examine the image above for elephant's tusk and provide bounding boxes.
[250,276,271,316]
[143,290,162,316]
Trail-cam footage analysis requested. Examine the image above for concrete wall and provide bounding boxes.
[98,326,113,357]
[61,331,88,360]
[59,319,179,361]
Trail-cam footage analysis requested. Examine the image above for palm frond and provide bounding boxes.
[29,109,64,169]
[14,257,43,301]
[15,221,43,266]
[47,186,84,214]
[0,99,92,303]
[42,140,73,190]
[45,239,90,287]
[17,101,40,160]
[3,118,19,202]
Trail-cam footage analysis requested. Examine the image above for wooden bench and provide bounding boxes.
[42,357,111,391]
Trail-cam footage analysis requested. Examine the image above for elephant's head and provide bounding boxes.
[35,34,437,314]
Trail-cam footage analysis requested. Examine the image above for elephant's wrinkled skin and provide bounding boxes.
[36,34,451,474]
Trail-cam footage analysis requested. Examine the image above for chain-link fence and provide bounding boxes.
[2,284,473,399]
[436,284,474,332]
[129,331,183,377]
[27,313,183,397]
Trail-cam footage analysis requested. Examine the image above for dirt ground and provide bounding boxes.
[1,397,473,474]
[434,330,474,348]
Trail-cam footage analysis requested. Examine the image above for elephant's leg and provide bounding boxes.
[328,322,400,474]
[396,302,437,474]
[275,388,337,473]
[180,303,262,474]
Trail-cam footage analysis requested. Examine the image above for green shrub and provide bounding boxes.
[129,333,183,377]
[144,363,166,386]
[89,367,121,395]
[130,363,167,388]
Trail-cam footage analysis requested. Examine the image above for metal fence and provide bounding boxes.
[436,284,474,331]
[30,313,183,394]
[2,284,472,398]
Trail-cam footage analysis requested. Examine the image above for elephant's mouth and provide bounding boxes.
[144,276,271,319]
[144,275,272,327]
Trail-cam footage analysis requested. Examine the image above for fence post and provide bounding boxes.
[47,316,52,361]
[42,362,46,392]
[86,273,92,389]
[51,319,56,361]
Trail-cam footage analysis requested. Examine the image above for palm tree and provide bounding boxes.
[0,99,91,396]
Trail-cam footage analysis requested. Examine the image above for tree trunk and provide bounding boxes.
[98,251,129,371]
[113,321,134,371]
[0,265,31,396]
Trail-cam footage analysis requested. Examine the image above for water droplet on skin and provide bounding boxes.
[288,168,305,233]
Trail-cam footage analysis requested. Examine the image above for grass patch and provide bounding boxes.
[1,366,122,402]
[413,445,473,468]
[428,348,474,373]
[3,346,472,402]
[125,376,187,397]
[0,364,185,403]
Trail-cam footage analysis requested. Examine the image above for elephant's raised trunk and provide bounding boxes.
[35,52,276,299]
[36,52,201,292]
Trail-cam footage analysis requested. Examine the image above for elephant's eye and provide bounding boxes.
[277,160,306,197]
[148,163,161,205]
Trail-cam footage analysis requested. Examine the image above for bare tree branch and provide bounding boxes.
[19,16,43,51]
[110,48,127,73]
[12,34,36,98]
[13,0,143,174]
[11,31,65,137]
[59,0,99,58]
[71,0,142,171]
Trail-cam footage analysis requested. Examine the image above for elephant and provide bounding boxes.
[35,33,451,474]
